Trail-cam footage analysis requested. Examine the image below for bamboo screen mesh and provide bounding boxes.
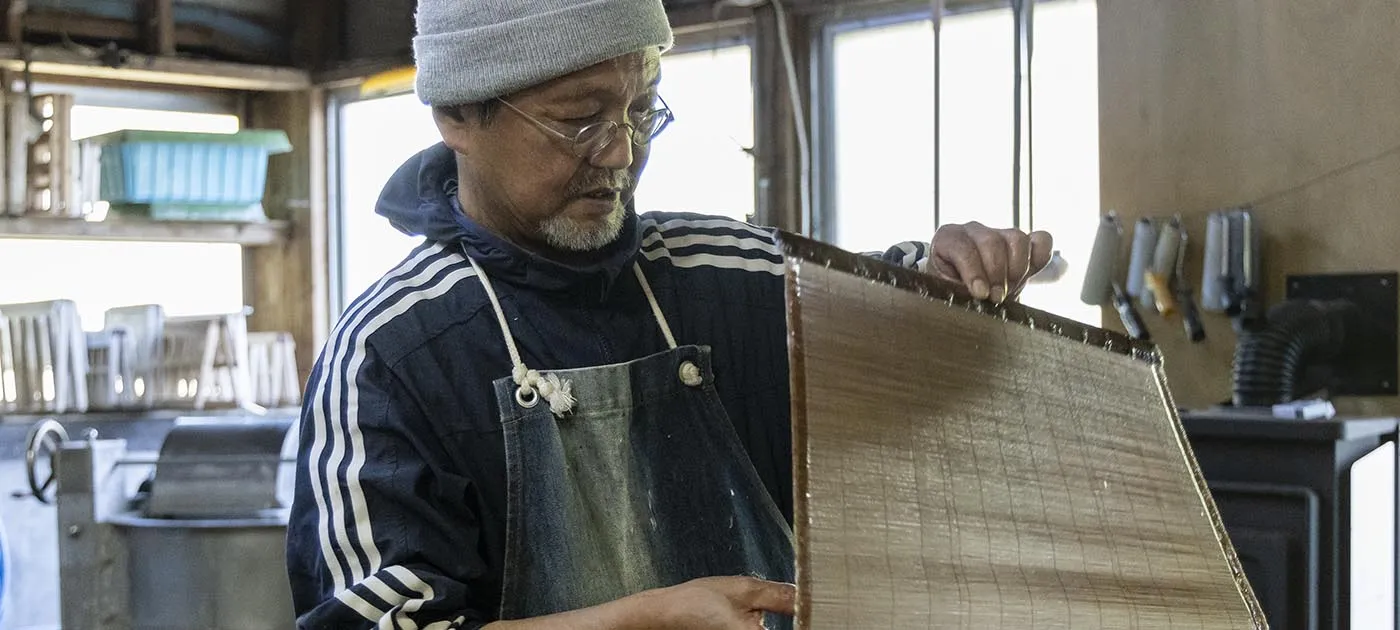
[781,235,1267,629]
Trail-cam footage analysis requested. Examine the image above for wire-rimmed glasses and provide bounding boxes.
[496,96,674,160]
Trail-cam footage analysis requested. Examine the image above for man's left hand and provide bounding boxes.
[928,222,1054,303]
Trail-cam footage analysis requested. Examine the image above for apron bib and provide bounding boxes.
[466,255,794,625]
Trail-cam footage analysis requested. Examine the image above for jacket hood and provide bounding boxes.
[375,142,643,295]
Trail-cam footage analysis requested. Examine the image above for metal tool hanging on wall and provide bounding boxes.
[1144,216,1182,315]
[1174,229,1207,342]
[1202,206,1264,330]
[1124,215,1205,343]
[1081,212,1150,340]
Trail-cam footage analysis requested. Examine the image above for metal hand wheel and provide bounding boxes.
[24,419,69,505]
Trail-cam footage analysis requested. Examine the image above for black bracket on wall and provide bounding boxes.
[1286,272,1398,396]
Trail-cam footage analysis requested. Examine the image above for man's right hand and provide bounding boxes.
[640,576,796,629]
[484,575,796,630]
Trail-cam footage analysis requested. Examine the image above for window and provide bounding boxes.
[333,45,757,309]
[823,0,1100,325]
[633,44,755,221]
[0,103,245,330]
[335,93,438,309]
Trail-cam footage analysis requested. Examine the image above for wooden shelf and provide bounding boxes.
[0,215,289,246]
[0,43,310,91]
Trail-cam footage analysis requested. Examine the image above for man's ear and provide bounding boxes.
[433,105,475,155]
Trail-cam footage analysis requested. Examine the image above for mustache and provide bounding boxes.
[567,171,635,197]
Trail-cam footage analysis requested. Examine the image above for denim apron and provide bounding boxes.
[466,256,794,626]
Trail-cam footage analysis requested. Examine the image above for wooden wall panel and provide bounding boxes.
[244,89,329,388]
[1098,0,1400,415]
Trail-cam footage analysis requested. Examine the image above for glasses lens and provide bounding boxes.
[633,111,671,145]
[575,122,618,158]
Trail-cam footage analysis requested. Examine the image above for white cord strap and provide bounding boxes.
[466,256,576,415]
[633,264,703,387]
[632,264,677,350]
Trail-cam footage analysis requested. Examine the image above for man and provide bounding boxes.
[286,0,1054,628]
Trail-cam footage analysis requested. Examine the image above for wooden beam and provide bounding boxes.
[2,0,23,44]
[312,55,412,90]
[0,44,309,91]
[293,0,341,71]
[751,5,812,233]
[143,0,176,56]
[19,10,274,65]
[243,89,330,387]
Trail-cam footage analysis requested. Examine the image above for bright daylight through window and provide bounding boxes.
[831,0,1100,325]
[336,44,757,308]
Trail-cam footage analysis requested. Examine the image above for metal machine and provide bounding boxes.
[24,416,297,630]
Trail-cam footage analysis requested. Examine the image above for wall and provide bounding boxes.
[1097,0,1400,415]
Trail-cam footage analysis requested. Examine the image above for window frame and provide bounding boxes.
[810,0,1088,245]
[324,21,757,317]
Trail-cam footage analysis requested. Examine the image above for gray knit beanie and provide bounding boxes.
[414,0,675,106]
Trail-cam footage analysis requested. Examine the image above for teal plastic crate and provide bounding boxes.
[88,129,292,210]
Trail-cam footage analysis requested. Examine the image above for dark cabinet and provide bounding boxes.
[1182,412,1398,630]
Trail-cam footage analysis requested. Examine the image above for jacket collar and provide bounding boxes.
[376,143,642,296]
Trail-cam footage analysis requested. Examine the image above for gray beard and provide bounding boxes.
[537,203,627,252]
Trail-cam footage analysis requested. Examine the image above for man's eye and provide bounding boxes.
[559,113,600,124]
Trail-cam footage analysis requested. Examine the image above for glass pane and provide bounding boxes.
[0,105,246,329]
[832,10,1013,252]
[633,45,755,222]
[1015,0,1100,326]
[831,20,937,254]
[337,93,440,307]
[0,239,245,330]
[831,1,1100,326]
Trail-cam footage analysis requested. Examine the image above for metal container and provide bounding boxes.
[31,416,298,630]
[112,513,294,630]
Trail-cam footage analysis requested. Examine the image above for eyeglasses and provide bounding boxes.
[496,96,674,160]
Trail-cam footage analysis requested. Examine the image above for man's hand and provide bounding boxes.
[928,221,1054,303]
[643,576,795,629]
[483,576,795,630]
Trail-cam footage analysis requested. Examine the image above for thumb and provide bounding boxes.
[738,579,796,616]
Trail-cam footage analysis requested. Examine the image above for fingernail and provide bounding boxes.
[990,287,1005,303]
[972,279,990,300]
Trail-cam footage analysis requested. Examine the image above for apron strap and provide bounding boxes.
[466,255,577,415]
[464,253,680,415]
[632,264,678,351]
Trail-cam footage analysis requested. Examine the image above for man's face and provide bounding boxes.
[438,48,662,254]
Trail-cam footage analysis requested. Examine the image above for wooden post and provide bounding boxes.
[3,0,24,44]
[142,0,175,56]
[751,5,811,234]
[243,89,330,388]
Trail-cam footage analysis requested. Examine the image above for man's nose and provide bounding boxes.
[588,128,634,170]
